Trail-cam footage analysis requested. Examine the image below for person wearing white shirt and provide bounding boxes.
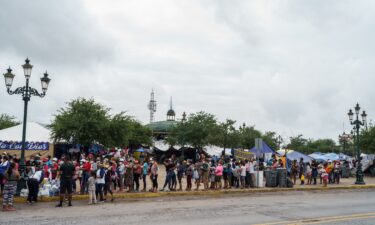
[249,159,255,188]
[27,167,42,204]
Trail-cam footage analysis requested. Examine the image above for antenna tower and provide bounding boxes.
[148,89,157,123]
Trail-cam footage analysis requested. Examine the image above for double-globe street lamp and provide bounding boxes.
[347,103,367,185]
[338,132,351,154]
[3,58,51,187]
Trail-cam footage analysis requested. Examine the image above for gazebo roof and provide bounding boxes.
[146,120,178,133]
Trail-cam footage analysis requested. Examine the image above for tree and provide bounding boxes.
[261,131,278,150]
[128,119,152,148]
[0,113,20,130]
[240,125,262,149]
[287,134,337,154]
[213,119,240,150]
[359,126,375,154]
[167,111,218,149]
[104,112,133,148]
[50,98,110,146]
[50,98,152,148]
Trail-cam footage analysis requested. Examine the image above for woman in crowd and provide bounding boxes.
[306,162,312,185]
[2,163,19,211]
[142,159,149,192]
[125,160,134,192]
[104,163,114,201]
[185,160,193,191]
[133,160,142,192]
[150,160,158,193]
[291,160,299,185]
[215,160,223,189]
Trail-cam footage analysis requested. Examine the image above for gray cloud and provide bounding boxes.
[1,0,375,144]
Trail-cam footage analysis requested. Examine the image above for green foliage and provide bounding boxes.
[166,111,218,149]
[287,134,337,154]
[128,120,152,147]
[50,98,109,146]
[261,131,278,150]
[49,98,151,148]
[214,119,239,149]
[239,125,262,149]
[359,126,375,154]
[0,113,20,130]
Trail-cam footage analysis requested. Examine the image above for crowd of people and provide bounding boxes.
[0,150,355,211]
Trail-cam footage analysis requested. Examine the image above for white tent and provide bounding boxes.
[0,122,54,157]
[0,122,52,142]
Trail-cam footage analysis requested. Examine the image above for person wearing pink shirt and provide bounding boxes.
[215,161,223,189]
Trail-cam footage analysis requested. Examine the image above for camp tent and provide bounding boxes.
[249,141,275,155]
[249,141,275,162]
[308,152,328,162]
[277,149,313,163]
[0,122,54,158]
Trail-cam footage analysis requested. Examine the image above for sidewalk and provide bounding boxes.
[14,177,375,203]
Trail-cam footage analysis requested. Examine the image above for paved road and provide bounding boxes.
[1,189,375,225]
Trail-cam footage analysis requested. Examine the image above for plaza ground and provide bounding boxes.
[2,188,375,225]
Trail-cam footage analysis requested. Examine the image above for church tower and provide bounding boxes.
[166,97,176,121]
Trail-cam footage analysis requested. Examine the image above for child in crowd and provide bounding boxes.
[88,171,96,204]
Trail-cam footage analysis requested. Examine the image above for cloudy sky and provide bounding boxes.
[1,0,374,143]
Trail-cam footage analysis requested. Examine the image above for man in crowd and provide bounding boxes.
[56,155,75,207]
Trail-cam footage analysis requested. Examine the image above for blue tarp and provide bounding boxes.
[277,149,313,163]
[249,141,275,155]
[309,152,351,162]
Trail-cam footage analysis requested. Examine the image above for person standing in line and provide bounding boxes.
[118,159,125,192]
[311,160,318,185]
[142,159,149,192]
[104,164,114,201]
[240,161,246,189]
[88,171,96,205]
[185,160,193,191]
[0,156,10,196]
[95,163,106,202]
[177,160,185,191]
[160,159,172,191]
[291,160,299,185]
[2,163,20,211]
[27,165,43,204]
[133,160,142,192]
[56,155,75,207]
[201,159,210,190]
[150,160,159,193]
[80,159,91,194]
[215,160,223,189]
[125,159,134,192]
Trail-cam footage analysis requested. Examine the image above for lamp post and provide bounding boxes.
[277,135,283,150]
[180,112,187,159]
[347,103,367,185]
[338,132,350,154]
[3,58,51,190]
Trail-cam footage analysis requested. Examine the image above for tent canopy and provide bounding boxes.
[0,122,51,142]
[277,149,313,163]
[249,141,275,155]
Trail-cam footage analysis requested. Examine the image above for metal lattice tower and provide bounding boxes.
[148,89,157,123]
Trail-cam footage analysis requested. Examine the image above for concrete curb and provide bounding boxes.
[13,184,375,204]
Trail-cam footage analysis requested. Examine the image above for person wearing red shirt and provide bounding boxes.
[80,159,91,194]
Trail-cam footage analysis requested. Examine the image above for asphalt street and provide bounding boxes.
[1,189,375,225]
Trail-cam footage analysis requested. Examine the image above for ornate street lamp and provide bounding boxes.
[180,112,187,159]
[3,58,51,191]
[338,132,350,154]
[347,103,367,185]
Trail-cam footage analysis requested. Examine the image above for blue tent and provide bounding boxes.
[309,153,328,162]
[277,149,313,163]
[249,141,275,155]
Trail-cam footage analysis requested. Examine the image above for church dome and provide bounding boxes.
[167,109,175,117]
